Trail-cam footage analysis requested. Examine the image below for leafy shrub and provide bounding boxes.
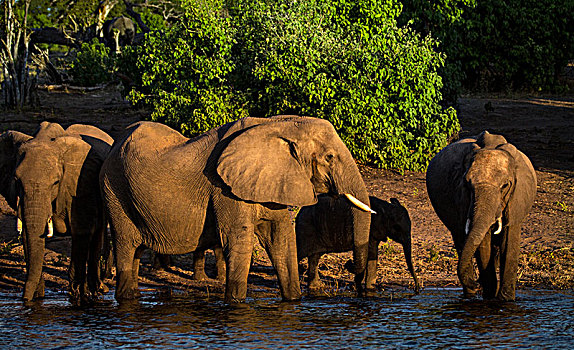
[400,0,574,93]
[69,39,116,86]
[129,0,459,171]
[128,1,248,135]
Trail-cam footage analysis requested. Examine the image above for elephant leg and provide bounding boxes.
[214,247,226,282]
[87,225,105,297]
[475,234,497,299]
[69,233,90,305]
[192,250,208,281]
[497,226,520,301]
[222,224,254,303]
[307,253,324,290]
[257,217,301,301]
[132,246,145,290]
[365,240,379,291]
[113,226,141,300]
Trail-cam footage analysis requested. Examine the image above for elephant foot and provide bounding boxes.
[495,292,516,302]
[192,271,209,281]
[115,288,141,301]
[462,287,480,299]
[98,281,110,294]
[308,278,325,291]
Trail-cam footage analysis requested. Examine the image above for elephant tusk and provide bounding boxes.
[493,217,502,235]
[17,217,22,234]
[47,217,54,238]
[344,193,376,214]
[465,218,470,235]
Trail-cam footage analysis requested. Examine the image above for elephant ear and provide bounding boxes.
[475,130,507,149]
[496,142,537,224]
[53,136,92,218]
[34,121,66,140]
[216,124,316,207]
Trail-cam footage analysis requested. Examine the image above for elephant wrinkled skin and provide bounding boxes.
[426,131,536,301]
[101,116,372,303]
[296,195,420,293]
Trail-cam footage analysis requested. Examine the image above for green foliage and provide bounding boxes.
[129,1,248,135]
[69,39,116,86]
[400,0,574,94]
[456,0,574,92]
[129,0,459,171]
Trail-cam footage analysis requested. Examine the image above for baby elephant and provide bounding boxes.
[296,195,420,293]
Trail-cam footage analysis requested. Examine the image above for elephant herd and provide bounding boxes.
[0,116,536,305]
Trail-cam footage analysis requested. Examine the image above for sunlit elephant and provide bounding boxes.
[100,116,372,303]
[296,195,420,293]
[102,16,135,52]
[426,131,536,301]
[12,121,113,304]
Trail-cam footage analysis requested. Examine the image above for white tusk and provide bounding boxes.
[47,217,54,238]
[465,218,470,235]
[344,193,376,214]
[493,217,502,235]
[17,217,23,234]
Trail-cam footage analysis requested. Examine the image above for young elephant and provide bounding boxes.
[11,122,113,304]
[426,131,536,301]
[296,195,421,293]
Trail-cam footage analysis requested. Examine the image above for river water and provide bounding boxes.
[0,288,572,349]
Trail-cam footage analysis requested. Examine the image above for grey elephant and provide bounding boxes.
[426,131,536,301]
[100,116,373,303]
[102,16,135,52]
[7,122,113,304]
[296,195,420,293]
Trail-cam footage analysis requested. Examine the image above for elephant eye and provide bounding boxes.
[325,154,334,162]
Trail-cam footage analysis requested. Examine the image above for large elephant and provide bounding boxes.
[296,195,420,293]
[12,121,113,304]
[426,131,536,301]
[100,116,372,303]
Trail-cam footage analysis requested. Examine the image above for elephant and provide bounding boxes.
[426,131,536,301]
[100,116,372,303]
[10,121,113,304]
[296,195,421,293]
[102,16,135,52]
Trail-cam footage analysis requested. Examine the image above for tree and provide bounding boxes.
[1,0,36,108]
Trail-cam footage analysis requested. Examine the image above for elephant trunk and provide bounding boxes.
[19,192,52,301]
[336,163,371,296]
[402,240,421,293]
[457,186,500,297]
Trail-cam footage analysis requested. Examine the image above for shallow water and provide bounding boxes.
[0,289,572,349]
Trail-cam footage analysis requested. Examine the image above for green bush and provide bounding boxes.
[129,0,459,171]
[400,0,574,93]
[69,39,116,86]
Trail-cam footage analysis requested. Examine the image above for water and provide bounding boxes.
[0,288,572,349]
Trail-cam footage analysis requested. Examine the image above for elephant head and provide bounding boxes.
[369,197,421,293]
[216,116,373,296]
[15,134,93,301]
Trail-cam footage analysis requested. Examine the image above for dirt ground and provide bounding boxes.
[0,86,572,301]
